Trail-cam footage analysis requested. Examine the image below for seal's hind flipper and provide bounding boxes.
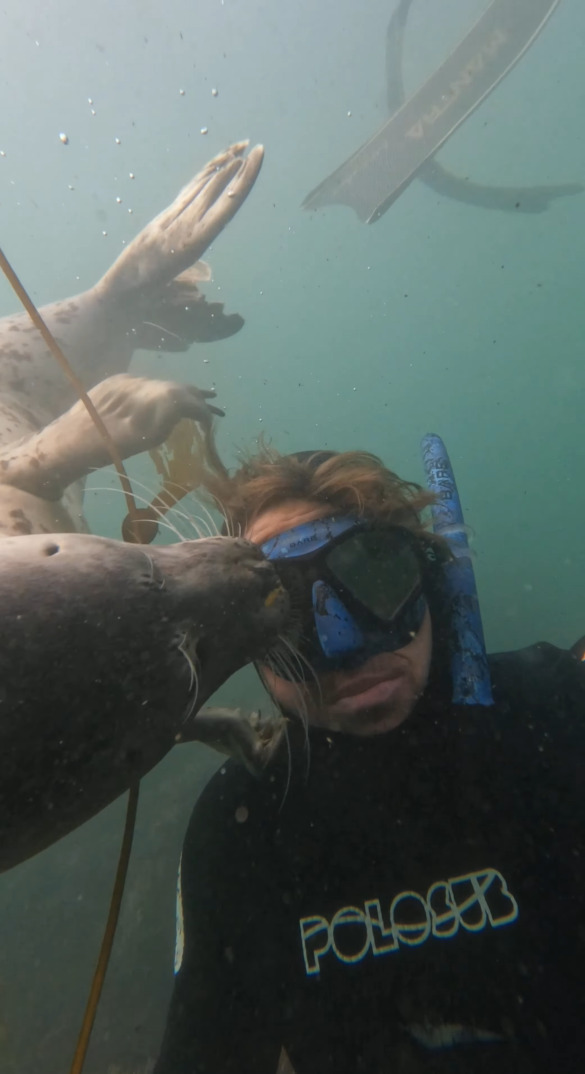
[132,267,244,351]
[99,142,264,296]
[303,0,562,223]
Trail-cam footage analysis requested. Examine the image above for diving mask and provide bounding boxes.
[261,516,428,679]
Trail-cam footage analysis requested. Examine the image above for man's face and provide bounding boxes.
[247,500,433,737]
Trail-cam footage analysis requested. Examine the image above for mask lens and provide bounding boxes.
[325,530,422,623]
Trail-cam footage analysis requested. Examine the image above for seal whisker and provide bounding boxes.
[113,474,200,540]
[277,634,322,706]
[176,630,201,723]
[139,550,158,586]
[89,483,188,544]
[266,634,322,715]
[183,666,200,722]
[211,495,238,538]
[277,717,293,811]
[175,509,212,540]
[262,638,314,772]
[185,498,221,540]
[177,630,197,693]
[263,648,311,745]
[141,320,186,343]
[96,473,212,542]
[122,477,219,542]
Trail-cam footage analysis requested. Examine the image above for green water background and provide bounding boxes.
[0,1,583,1070]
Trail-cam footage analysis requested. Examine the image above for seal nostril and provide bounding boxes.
[43,543,60,556]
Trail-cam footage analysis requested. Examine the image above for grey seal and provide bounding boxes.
[0,530,289,872]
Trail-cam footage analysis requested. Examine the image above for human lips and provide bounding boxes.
[328,671,405,715]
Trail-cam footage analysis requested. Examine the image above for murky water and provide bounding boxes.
[0,1,583,1070]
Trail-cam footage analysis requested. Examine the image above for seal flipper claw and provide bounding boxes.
[0,374,224,501]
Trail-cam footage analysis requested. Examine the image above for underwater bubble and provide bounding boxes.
[0,150,5,158]
[90,109,96,116]
[200,126,208,135]
[88,97,93,105]
[114,137,121,145]
[102,230,108,236]
[179,88,185,96]
[211,87,218,96]
[347,110,352,117]
[129,172,135,179]
[116,196,122,204]
[235,806,248,824]
[59,132,69,144]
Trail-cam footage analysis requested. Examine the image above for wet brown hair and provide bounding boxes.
[202,441,440,540]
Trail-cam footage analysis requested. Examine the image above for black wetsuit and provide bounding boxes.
[155,643,585,1073]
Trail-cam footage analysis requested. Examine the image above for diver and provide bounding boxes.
[154,445,585,1073]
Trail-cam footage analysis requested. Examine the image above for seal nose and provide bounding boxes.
[264,584,286,609]
[246,554,290,624]
[250,554,283,595]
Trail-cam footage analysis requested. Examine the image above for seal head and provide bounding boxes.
[0,532,288,871]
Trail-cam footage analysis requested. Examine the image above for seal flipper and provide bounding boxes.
[98,142,264,297]
[179,706,286,774]
[131,268,244,351]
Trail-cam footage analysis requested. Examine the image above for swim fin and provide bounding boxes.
[302,0,564,223]
[385,0,582,215]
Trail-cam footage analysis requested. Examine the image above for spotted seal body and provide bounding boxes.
[0,531,288,872]
[0,142,264,535]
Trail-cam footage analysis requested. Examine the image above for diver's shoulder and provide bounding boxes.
[488,640,585,715]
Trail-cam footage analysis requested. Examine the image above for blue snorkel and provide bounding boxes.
[421,434,493,706]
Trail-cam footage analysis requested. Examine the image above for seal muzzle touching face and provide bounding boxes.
[0,532,289,872]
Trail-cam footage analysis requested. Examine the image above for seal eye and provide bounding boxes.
[42,543,60,556]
